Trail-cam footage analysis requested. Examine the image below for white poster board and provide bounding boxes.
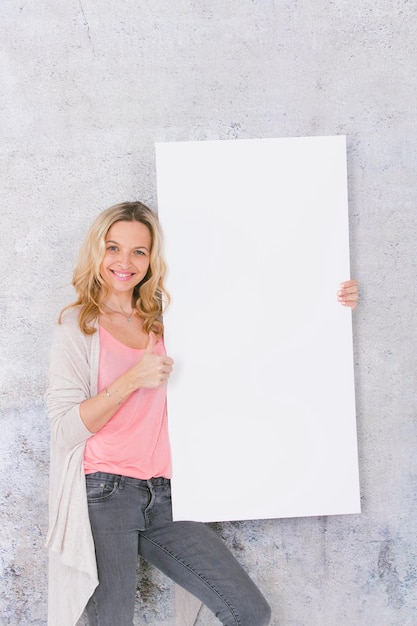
[156,136,360,522]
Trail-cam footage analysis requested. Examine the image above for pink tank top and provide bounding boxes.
[83,325,172,479]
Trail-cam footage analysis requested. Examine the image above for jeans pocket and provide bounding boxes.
[86,475,120,504]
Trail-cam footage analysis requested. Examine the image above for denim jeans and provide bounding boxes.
[84,472,271,626]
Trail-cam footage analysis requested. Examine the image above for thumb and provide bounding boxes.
[145,331,156,354]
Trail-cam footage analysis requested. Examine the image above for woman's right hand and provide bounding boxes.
[129,332,174,389]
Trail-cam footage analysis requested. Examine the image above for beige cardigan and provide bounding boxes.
[45,308,205,626]
[45,307,99,625]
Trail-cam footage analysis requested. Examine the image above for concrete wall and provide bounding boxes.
[1,1,416,624]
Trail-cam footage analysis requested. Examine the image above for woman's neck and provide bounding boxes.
[102,292,134,315]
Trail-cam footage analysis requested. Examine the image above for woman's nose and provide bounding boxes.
[117,252,131,267]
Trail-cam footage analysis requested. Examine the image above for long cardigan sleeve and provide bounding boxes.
[45,307,100,625]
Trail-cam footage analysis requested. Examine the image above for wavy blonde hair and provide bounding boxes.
[60,201,170,335]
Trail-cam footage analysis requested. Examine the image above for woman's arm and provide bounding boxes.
[337,279,358,309]
[80,332,173,433]
[45,316,96,449]
[46,312,173,447]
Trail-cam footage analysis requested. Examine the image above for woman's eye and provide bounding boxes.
[107,246,118,252]
[134,250,145,255]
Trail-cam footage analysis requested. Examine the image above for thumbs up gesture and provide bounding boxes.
[145,330,157,354]
[129,332,174,390]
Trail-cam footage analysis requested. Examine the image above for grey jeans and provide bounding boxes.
[84,472,271,626]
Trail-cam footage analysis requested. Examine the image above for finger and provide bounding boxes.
[157,370,169,385]
[339,285,358,295]
[337,280,358,298]
[338,296,358,306]
[338,291,358,304]
[339,288,358,299]
[160,365,173,378]
[145,331,156,354]
[339,279,358,290]
[337,287,358,296]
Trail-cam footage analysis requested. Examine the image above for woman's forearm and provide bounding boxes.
[79,370,136,433]
[80,349,174,433]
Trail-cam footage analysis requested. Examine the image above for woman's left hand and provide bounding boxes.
[337,279,358,309]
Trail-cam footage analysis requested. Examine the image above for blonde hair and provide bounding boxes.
[60,201,170,335]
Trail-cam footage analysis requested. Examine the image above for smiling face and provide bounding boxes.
[100,220,152,297]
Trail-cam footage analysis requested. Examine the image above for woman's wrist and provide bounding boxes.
[106,370,138,405]
[104,386,124,406]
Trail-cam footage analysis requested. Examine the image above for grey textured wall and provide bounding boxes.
[1,1,416,624]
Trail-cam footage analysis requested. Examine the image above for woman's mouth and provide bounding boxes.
[110,270,135,281]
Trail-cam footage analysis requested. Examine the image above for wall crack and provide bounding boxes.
[78,0,96,56]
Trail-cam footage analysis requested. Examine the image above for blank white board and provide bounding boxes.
[156,136,360,522]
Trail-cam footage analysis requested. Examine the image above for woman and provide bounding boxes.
[45,201,358,626]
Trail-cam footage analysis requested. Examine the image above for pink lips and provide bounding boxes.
[110,270,135,282]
